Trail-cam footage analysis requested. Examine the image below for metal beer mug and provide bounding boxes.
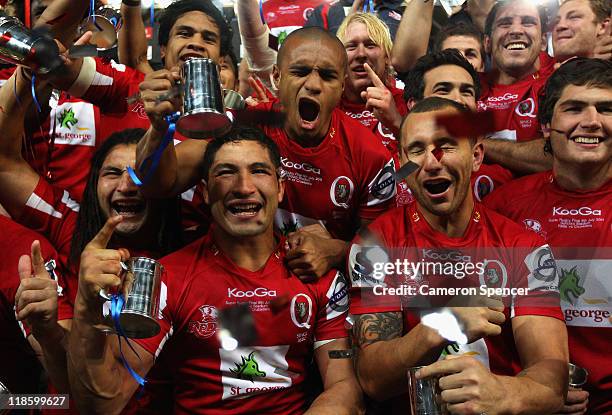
[568,363,588,388]
[177,57,232,139]
[0,11,63,74]
[80,6,123,50]
[98,257,163,339]
[408,366,447,415]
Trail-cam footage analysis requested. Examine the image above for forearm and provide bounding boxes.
[31,323,70,392]
[236,0,267,38]
[356,323,445,400]
[67,298,129,414]
[0,69,31,159]
[305,378,364,415]
[484,138,552,175]
[326,239,350,269]
[135,125,181,198]
[497,360,567,414]
[390,0,434,73]
[119,2,153,74]
[35,0,89,47]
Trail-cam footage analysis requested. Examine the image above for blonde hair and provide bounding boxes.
[337,12,394,77]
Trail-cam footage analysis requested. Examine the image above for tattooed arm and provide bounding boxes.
[351,312,448,401]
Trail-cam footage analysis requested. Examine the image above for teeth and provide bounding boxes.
[573,137,600,144]
[506,43,526,50]
[228,204,260,214]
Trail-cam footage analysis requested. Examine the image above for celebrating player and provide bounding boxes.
[485,57,612,414]
[67,125,363,414]
[348,97,568,413]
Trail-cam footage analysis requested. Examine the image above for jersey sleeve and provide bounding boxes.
[510,237,563,321]
[347,222,403,315]
[68,57,141,115]
[313,271,350,342]
[20,177,79,272]
[355,130,397,222]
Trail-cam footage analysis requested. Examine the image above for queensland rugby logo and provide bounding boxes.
[478,259,508,289]
[330,176,354,208]
[290,294,313,329]
[473,175,494,201]
[188,305,218,339]
[523,219,546,238]
[515,98,536,118]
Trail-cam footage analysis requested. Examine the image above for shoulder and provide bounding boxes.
[159,234,215,283]
[480,204,544,248]
[485,172,550,208]
[334,110,392,157]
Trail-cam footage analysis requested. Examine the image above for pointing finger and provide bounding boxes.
[363,63,385,88]
[30,240,48,278]
[86,216,123,250]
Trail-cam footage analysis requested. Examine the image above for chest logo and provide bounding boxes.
[330,176,354,209]
[230,351,266,383]
[188,305,218,339]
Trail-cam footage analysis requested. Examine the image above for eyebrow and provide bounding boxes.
[559,99,612,107]
[212,162,275,171]
[173,25,218,39]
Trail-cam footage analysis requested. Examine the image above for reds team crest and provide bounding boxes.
[330,176,355,208]
[188,305,218,339]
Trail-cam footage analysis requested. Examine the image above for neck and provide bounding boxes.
[212,226,277,272]
[284,123,328,148]
[553,160,612,192]
[419,196,475,238]
[343,84,366,104]
[492,61,539,85]
[115,231,161,258]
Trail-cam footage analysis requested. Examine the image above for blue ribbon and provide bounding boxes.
[110,294,146,387]
[127,112,179,186]
[31,74,42,113]
[363,0,374,13]
[13,74,23,107]
[150,2,155,35]
[259,0,265,24]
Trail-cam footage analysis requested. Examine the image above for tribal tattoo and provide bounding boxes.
[352,312,403,348]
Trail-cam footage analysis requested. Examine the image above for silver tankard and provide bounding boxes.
[177,57,233,139]
[98,257,163,339]
[79,6,123,50]
[408,366,448,415]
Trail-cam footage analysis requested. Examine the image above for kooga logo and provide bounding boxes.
[281,157,321,174]
[552,206,602,216]
[228,287,277,298]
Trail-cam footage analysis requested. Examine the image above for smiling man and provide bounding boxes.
[67,126,363,414]
[337,12,407,154]
[553,0,611,63]
[485,57,612,414]
[347,97,568,413]
[136,26,397,280]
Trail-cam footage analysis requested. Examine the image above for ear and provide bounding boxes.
[484,35,492,54]
[472,138,485,173]
[406,98,416,111]
[272,64,281,90]
[540,33,547,52]
[202,179,210,206]
[160,45,166,61]
[597,18,610,37]
[542,122,551,139]
[277,175,285,204]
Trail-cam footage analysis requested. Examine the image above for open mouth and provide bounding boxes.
[505,42,528,51]
[298,98,320,123]
[570,136,604,145]
[112,201,145,217]
[227,202,263,217]
[351,64,367,75]
[179,53,206,64]
[423,179,452,195]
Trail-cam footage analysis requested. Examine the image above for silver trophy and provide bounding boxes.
[79,6,123,50]
[176,57,233,139]
[568,363,588,388]
[98,257,163,339]
[0,11,63,74]
[408,366,448,415]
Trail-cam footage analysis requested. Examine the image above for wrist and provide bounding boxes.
[32,322,65,348]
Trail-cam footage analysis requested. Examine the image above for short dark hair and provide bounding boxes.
[433,22,486,62]
[158,0,232,56]
[223,48,239,78]
[277,26,347,70]
[403,49,481,102]
[402,97,475,143]
[202,125,281,181]
[484,0,549,37]
[69,129,183,268]
[539,57,612,125]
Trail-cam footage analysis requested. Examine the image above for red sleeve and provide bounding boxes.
[313,271,350,342]
[347,222,402,315]
[81,59,143,115]
[355,133,397,222]
[20,178,79,272]
[511,237,563,321]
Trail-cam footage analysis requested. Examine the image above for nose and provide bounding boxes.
[447,88,463,104]
[304,71,322,95]
[185,39,210,57]
[579,106,603,130]
[233,171,257,196]
[117,170,138,194]
[421,146,443,173]
[509,19,526,36]
[354,43,367,59]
